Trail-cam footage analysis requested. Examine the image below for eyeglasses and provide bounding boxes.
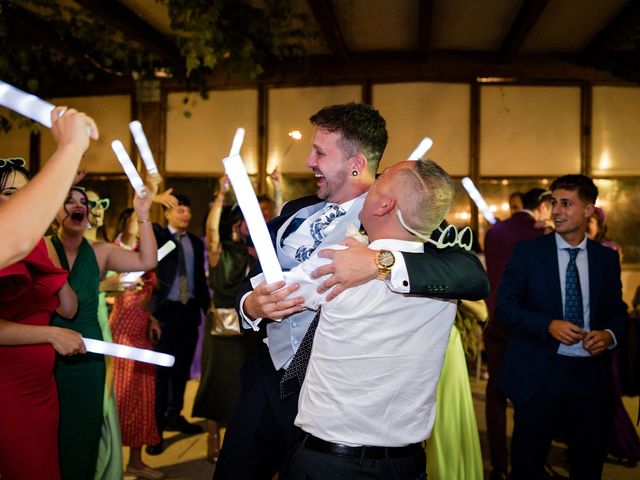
[0,157,25,169]
[88,198,110,211]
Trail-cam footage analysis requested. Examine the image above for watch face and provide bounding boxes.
[377,250,395,268]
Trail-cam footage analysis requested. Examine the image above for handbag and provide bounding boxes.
[209,306,241,336]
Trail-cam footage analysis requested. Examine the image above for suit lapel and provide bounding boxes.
[542,234,564,317]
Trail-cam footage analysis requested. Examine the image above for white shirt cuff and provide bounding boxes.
[239,291,262,331]
[387,250,410,293]
[605,329,617,350]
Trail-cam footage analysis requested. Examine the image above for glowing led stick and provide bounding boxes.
[83,338,175,367]
[120,240,176,284]
[111,140,147,197]
[408,137,433,160]
[223,154,284,284]
[461,177,497,224]
[0,80,91,135]
[229,127,245,156]
[0,80,56,127]
[129,121,158,175]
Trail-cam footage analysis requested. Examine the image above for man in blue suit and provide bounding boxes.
[213,103,489,479]
[147,194,210,455]
[496,174,626,480]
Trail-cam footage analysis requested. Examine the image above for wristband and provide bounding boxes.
[137,218,150,224]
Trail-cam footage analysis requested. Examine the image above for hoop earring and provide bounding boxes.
[352,170,358,176]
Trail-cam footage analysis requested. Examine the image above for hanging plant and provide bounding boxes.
[0,0,314,131]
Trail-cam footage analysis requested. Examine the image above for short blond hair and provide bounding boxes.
[394,159,454,237]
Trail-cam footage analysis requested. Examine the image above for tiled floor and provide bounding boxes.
[125,378,640,479]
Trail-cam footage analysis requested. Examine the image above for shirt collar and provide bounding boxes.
[168,225,186,236]
[555,232,587,251]
[369,238,424,253]
[331,192,366,213]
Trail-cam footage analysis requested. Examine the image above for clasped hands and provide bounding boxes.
[548,319,612,356]
[244,238,377,320]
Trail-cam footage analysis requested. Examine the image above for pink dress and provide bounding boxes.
[0,239,67,479]
[109,238,160,447]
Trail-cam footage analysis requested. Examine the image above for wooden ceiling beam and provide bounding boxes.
[306,0,350,63]
[499,0,550,63]
[72,0,181,64]
[581,0,640,63]
[417,0,434,58]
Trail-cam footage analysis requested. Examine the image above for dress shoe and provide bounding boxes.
[164,415,203,435]
[489,469,508,480]
[125,465,166,479]
[145,441,164,456]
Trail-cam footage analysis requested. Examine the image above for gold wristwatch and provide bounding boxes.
[375,250,395,280]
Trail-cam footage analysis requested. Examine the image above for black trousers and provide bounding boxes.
[153,299,200,432]
[213,344,300,480]
[283,440,426,480]
[509,354,614,480]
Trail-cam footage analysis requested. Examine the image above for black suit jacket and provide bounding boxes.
[236,195,490,321]
[151,223,210,316]
[495,233,627,406]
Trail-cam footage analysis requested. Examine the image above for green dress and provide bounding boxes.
[94,288,123,480]
[426,326,484,480]
[51,236,105,480]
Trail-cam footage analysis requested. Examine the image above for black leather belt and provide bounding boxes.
[303,433,423,459]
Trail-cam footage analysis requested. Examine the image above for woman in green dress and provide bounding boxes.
[426,301,485,480]
[50,186,157,480]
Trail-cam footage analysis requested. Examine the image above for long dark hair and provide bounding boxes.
[0,158,31,192]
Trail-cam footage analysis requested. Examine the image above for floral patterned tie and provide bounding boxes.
[295,204,346,262]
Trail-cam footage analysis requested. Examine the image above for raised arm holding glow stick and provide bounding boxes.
[461,176,497,224]
[111,140,147,197]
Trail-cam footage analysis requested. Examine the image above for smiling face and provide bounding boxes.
[306,128,352,204]
[551,188,594,245]
[165,204,192,232]
[57,188,89,233]
[0,170,29,206]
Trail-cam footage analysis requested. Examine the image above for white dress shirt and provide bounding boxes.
[239,193,411,370]
[555,233,616,357]
[281,239,457,447]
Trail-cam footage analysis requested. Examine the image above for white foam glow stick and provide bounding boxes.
[129,121,159,175]
[111,140,147,197]
[120,240,176,284]
[229,128,245,156]
[0,80,55,127]
[461,177,497,224]
[408,137,433,160]
[83,338,174,367]
[223,154,284,284]
[0,80,91,135]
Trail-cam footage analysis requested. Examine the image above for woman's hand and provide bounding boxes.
[133,189,153,219]
[49,327,86,356]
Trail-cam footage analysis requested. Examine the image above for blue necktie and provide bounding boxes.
[564,248,584,328]
[295,204,346,262]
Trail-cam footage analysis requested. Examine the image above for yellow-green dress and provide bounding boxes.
[426,326,483,480]
[51,235,105,480]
